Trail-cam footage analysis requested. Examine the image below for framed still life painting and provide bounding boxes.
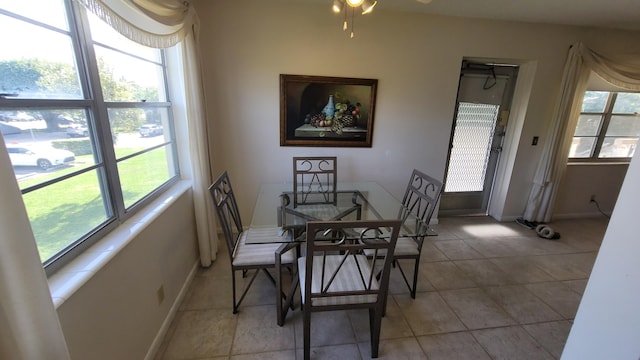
[280,74,378,147]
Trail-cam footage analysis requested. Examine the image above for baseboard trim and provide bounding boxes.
[552,212,610,220]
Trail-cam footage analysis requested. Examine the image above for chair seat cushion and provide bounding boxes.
[232,228,296,267]
[298,254,378,306]
[364,236,419,257]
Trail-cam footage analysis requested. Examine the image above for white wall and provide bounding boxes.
[193,0,640,223]
[554,164,628,218]
[56,191,199,359]
[562,152,640,359]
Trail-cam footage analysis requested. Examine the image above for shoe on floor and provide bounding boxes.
[515,217,537,230]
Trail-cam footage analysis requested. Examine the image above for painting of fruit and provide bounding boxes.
[280,74,378,147]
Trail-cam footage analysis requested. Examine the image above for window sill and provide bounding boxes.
[47,180,192,309]
[567,161,630,166]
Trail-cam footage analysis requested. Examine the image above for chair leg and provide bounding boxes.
[396,257,420,299]
[233,268,261,314]
[303,308,311,360]
[382,292,388,317]
[410,258,420,299]
[231,272,238,314]
[276,244,299,326]
[369,308,383,358]
[276,259,284,326]
[276,264,299,326]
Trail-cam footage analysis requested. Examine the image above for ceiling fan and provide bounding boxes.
[332,0,433,38]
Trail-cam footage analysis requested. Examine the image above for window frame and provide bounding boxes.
[0,0,181,274]
[569,90,640,163]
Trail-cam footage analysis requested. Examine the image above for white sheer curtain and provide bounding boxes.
[0,134,71,359]
[524,42,640,222]
[181,30,218,265]
[78,0,218,265]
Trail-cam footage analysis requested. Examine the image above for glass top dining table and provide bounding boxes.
[249,181,436,244]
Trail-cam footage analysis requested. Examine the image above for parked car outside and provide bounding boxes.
[13,111,36,122]
[139,124,163,137]
[67,124,89,137]
[6,145,75,170]
[56,115,75,126]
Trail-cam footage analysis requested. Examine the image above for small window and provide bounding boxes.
[569,91,640,161]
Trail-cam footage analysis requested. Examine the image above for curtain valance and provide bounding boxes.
[584,49,640,91]
[75,0,199,48]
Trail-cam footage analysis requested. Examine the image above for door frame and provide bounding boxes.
[439,58,537,221]
[487,60,537,221]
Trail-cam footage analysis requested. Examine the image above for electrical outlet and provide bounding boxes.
[590,194,596,203]
[157,285,165,305]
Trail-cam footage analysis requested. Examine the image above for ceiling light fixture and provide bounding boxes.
[332,0,377,38]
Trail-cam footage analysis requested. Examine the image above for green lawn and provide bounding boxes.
[19,147,172,262]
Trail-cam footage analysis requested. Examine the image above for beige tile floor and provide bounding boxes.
[155,216,608,359]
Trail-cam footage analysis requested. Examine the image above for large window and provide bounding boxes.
[569,90,640,160]
[0,0,180,272]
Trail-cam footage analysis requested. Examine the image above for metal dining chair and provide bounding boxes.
[293,156,337,208]
[298,219,401,359]
[394,169,443,298]
[289,156,341,227]
[209,171,297,324]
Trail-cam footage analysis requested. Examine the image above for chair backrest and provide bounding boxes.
[302,219,401,308]
[209,171,243,261]
[293,156,337,207]
[401,169,443,231]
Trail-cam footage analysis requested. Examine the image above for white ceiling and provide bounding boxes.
[312,0,640,31]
